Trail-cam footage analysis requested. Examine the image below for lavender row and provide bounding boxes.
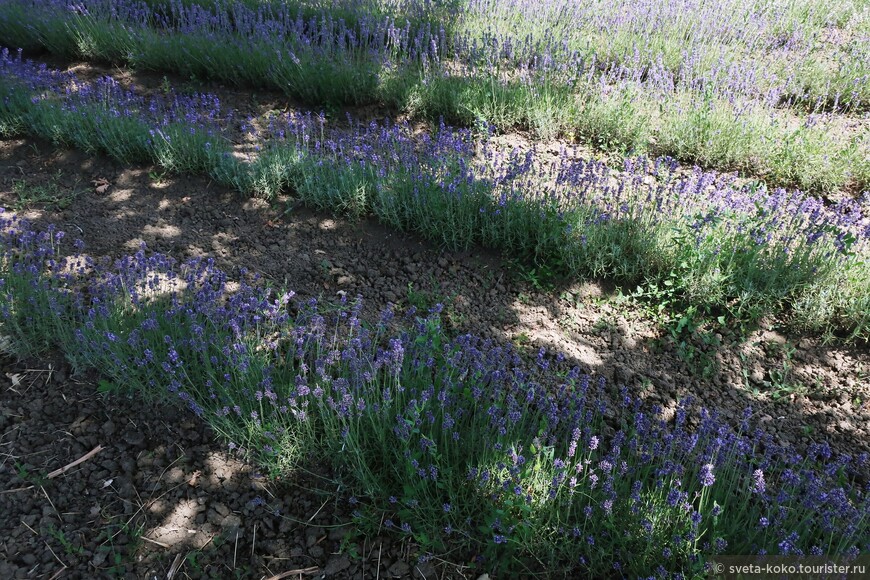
[1,0,866,112]
[7,49,861,246]
[2,49,869,338]
[0,0,443,106]
[254,109,869,242]
[1,215,868,574]
[459,0,870,111]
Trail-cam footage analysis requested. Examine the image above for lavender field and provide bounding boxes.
[1,0,869,577]
[0,0,868,192]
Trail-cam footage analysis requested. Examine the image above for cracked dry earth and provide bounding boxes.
[1,134,869,578]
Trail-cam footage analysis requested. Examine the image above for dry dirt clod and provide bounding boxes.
[91,177,111,194]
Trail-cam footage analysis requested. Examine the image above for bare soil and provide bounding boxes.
[1,352,440,579]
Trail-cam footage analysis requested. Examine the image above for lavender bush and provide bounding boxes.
[0,49,232,168]
[0,216,867,575]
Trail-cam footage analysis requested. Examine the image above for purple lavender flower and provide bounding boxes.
[700,463,716,487]
[751,469,766,494]
[567,427,581,458]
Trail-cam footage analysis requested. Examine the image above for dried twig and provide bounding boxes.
[376,542,382,580]
[250,523,257,561]
[43,540,64,568]
[264,566,319,579]
[47,445,103,479]
[141,536,171,549]
[165,552,184,580]
[0,485,34,494]
[20,519,38,536]
[41,486,62,521]
[306,497,330,524]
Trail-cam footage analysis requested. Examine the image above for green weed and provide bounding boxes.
[12,171,81,211]
[46,524,85,556]
[14,462,49,487]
